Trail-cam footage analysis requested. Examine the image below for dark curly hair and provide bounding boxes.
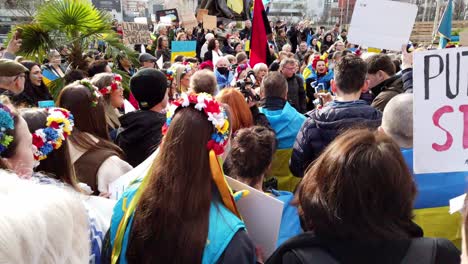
[229,126,277,186]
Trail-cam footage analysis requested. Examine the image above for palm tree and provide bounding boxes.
[11,0,137,96]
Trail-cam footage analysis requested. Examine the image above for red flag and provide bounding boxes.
[250,0,268,68]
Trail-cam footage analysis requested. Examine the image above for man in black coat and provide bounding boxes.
[279,58,306,114]
[116,69,168,167]
[290,55,382,177]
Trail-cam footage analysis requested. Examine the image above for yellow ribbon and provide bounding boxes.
[111,166,154,264]
[209,150,241,219]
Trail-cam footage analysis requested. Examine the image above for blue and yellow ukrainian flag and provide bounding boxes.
[170,41,196,62]
[260,103,306,192]
[42,68,59,87]
[402,148,466,248]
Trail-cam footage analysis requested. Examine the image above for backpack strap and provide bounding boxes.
[401,238,437,264]
[291,247,339,264]
[74,145,119,195]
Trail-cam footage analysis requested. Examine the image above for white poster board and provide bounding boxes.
[226,177,284,259]
[413,47,468,173]
[347,0,417,51]
[109,149,158,200]
[449,193,466,214]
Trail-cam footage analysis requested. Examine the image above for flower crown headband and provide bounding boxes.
[79,80,101,107]
[32,108,74,161]
[162,93,230,155]
[312,55,329,70]
[98,74,122,96]
[0,103,15,155]
[167,63,192,80]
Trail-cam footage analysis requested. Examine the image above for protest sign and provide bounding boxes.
[348,0,417,51]
[121,22,151,45]
[203,15,217,30]
[413,47,468,174]
[460,30,468,46]
[226,177,284,258]
[197,9,209,22]
[449,193,466,214]
[171,41,197,61]
[156,8,179,22]
[109,149,158,200]
[180,12,198,30]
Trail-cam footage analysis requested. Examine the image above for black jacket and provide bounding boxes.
[370,75,404,112]
[116,110,165,167]
[401,68,413,93]
[266,231,460,264]
[286,75,307,114]
[290,100,382,177]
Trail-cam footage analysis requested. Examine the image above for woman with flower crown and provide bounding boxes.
[103,93,256,264]
[0,98,112,263]
[0,97,35,178]
[57,80,132,195]
[91,73,125,141]
[21,106,114,264]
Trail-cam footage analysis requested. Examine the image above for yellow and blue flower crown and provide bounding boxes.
[32,108,74,161]
[162,93,230,155]
[0,103,15,155]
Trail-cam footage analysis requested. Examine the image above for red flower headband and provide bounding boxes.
[312,55,329,70]
[163,93,230,155]
[98,74,122,96]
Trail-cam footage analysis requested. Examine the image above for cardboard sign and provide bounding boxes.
[203,15,217,30]
[413,47,468,173]
[121,22,151,45]
[226,177,284,259]
[156,8,179,22]
[348,0,417,51]
[197,9,209,22]
[180,12,198,30]
[460,30,468,46]
[171,41,197,61]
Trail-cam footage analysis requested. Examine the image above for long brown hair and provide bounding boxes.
[296,129,417,240]
[56,82,124,157]
[20,108,80,191]
[216,88,253,134]
[126,107,217,263]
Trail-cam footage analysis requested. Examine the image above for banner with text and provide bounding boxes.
[414,47,468,173]
[122,22,151,45]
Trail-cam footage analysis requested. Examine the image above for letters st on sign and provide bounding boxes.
[424,50,468,152]
[414,47,468,174]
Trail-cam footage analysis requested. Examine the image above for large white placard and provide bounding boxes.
[226,177,284,259]
[347,0,417,51]
[414,47,468,173]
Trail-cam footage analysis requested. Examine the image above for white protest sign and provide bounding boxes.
[449,193,466,214]
[226,176,283,258]
[109,149,158,200]
[348,0,417,51]
[414,47,468,173]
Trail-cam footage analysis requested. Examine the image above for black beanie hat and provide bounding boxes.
[130,69,168,110]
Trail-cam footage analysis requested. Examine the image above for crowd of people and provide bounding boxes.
[0,16,466,264]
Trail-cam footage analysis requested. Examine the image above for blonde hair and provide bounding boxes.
[174,64,191,93]
[90,73,121,129]
[0,170,90,263]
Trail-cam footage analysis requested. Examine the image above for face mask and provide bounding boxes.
[217,67,229,75]
[108,62,114,68]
